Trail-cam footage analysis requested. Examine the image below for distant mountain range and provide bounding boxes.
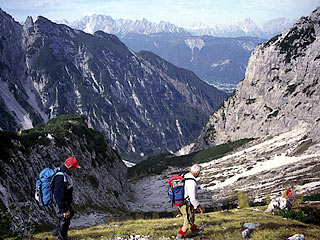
[187,17,295,39]
[118,33,264,93]
[58,15,295,39]
[57,15,278,93]
[69,16,187,36]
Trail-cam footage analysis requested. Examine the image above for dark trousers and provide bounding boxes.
[55,203,74,239]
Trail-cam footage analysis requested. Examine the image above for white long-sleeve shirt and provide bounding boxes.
[184,172,200,209]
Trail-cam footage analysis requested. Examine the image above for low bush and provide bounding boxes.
[303,192,320,201]
[301,205,320,225]
[237,191,250,208]
[274,209,309,223]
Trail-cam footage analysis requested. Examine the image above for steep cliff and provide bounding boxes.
[0,9,44,130]
[0,115,129,225]
[192,7,320,151]
[0,9,227,159]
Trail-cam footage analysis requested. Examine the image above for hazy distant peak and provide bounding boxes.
[188,22,210,29]
[66,14,187,35]
[56,14,296,39]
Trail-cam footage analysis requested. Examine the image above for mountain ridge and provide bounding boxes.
[190,7,320,152]
[57,15,269,93]
[62,14,295,39]
[0,9,227,159]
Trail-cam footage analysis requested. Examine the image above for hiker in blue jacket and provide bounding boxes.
[176,164,205,239]
[52,157,81,240]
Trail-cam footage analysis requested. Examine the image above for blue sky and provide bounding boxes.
[1,0,320,27]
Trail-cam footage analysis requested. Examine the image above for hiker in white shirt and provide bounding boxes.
[176,164,205,239]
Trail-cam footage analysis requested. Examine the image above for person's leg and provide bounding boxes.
[187,204,195,228]
[189,206,204,237]
[176,205,189,239]
[59,204,74,239]
[52,207,60,236]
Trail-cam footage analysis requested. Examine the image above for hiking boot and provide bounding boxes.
[176,233,185,239]
[189,228,204,237]
[58,233,69,240]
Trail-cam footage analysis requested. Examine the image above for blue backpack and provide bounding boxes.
[167,174,195,207]
[35,168,65,206]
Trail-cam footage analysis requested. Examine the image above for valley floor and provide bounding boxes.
[128,127,320,212]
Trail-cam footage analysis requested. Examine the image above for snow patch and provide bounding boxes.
[211,59,231,68]
[184,38,205,61]
[132,91,141,107]
[238,40,256,51]
[207,152,319,191]
[47,134,54,140]
[123,160,136,167]
[176,119,183,136]
[174,143,195,156]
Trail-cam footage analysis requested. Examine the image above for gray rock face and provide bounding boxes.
[0,116,129,225]
[192,7,320,152]
[0,9,227,159]
[0,9,44,130]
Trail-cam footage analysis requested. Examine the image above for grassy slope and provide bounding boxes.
[128,138,253,180]
[33,207,320,240]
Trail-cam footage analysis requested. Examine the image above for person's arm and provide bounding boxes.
[197,204,205,214]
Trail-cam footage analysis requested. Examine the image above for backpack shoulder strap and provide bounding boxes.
[184,178,196,181]
[50,169,67,186]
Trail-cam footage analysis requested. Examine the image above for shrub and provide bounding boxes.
[303,193,320,201]
[85,174,99,189]
[249,201,267,207]
[0,131,17,163]
[237,191,250,208]
[0,211,12,238]
[301,205,320,225]
[274,209,309,223]
[266,194,271,205]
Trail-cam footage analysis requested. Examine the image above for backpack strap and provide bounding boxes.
[50,169,67,187]
[181,172,196,182]
[184,178,196,182]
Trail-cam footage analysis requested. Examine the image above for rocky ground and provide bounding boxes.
[128,127,320,212]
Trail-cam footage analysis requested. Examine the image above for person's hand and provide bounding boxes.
[63,211,70,218]
[198,205,205,214]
